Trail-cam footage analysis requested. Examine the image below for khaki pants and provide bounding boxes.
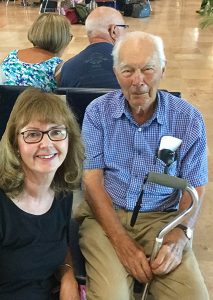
[76,202,209,300]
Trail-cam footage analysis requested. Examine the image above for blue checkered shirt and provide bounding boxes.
[82,90,208,212]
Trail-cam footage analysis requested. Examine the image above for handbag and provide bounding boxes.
[131,1,151,18]
[65,8,79,24]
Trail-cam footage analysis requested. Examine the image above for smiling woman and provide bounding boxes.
[0,87,84,300]
[1,87,84,196]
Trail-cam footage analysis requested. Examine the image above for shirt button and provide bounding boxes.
[138,128,142,132]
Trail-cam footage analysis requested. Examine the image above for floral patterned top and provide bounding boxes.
[1,50,63,92]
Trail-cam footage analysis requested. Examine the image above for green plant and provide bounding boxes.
[200,0,213,28]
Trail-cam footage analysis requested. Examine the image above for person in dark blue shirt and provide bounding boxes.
[60,7,128,89]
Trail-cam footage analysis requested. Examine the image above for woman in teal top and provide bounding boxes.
[0,13,72,92]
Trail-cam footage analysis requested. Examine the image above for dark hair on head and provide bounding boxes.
[28,13,72,53]
[0,87,84,198]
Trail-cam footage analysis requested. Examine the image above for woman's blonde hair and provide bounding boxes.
[0,87,84,198]
[28,13,72,53]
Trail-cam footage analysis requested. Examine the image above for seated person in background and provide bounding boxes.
[76,31,209,300]
[95,0,115,8]
[0,13,72,92]
[196,0,208,14]
[60,7,126,89]
[0,88,84,300]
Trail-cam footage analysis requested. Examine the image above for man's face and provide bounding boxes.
[114,40,165,111]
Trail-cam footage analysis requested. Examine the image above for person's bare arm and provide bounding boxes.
[83,168,153,283]
[55,62,64,84]
[59,250,80,300]
[151,185,206,275]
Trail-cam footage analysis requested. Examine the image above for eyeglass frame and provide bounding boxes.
[116,24,129,29]
[19,128,68,144]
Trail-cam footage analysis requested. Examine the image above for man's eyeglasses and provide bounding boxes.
[116,25,129,29]
[20,128,68,144]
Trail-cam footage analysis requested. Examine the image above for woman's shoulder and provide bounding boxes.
[13,48,62,65]
[0,189,10,209]
[2,50,18,62]
[41,56,63,66]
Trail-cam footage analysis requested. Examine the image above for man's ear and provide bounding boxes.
[161,65,166,78]
[109,25,117,43]
[161,60,167,77]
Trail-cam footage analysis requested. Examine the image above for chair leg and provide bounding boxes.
[57,0,61,14]
[147,0,152,11]
[39,2,42,12]
[44,0,49,12]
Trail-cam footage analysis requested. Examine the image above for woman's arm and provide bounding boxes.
[55,62,64,84]
[59,250,80,300]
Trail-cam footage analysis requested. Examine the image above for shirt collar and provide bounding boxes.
[112,90,167,125]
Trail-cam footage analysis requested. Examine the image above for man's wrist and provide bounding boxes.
[175,224,193,240]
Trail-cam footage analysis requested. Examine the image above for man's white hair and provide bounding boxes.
[112,31,166,69]
[85,7,123,37]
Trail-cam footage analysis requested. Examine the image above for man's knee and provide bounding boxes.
[86,279,133,300]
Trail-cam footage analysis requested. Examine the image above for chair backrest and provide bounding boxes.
[161,89,181,98]
[0,85,29,139]
[55,88,182,129]
[0,86,182,139]
[55,87,116,128]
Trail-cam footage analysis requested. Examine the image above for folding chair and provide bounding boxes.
[39,0,60,13]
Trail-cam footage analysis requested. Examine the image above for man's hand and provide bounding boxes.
[150,227,188,275]
[113,234,153,283]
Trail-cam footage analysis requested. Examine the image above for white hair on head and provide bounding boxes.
[112,31,166,69]
[85,7,123,36]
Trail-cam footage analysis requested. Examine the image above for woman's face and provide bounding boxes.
[17,121,69,179]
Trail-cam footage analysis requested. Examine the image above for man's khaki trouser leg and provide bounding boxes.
[77,202,209,300]
[79,216,135,300]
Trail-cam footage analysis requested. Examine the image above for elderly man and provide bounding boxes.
[60,7,127,88]
[76,32,209,300]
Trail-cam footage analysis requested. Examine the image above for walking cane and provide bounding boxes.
[141,172,199,300]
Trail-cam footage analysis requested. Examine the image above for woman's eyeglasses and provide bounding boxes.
[20,128,68,144]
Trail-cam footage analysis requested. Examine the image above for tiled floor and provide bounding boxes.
[0,0,213,298]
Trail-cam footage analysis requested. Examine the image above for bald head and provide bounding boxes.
[85,7,125,43]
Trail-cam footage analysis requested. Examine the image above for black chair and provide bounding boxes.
[0,85,28,139]
[161,89,181,98]
[39,0,58,13]
[54,87,116,128]
[69,218,86,285]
